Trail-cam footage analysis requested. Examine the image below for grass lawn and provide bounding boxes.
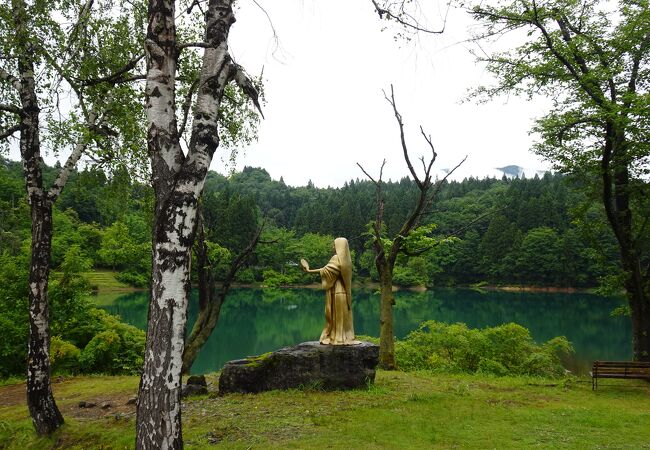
[1,371,649,449]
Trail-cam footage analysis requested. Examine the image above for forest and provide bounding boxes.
[0,157,621,291]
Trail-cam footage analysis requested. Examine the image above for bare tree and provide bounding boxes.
[135,1,262,447]
[358,85,464,369]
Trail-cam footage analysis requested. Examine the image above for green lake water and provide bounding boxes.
[97,288,631,375]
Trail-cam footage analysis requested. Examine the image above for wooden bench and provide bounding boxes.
[591,361,650,390]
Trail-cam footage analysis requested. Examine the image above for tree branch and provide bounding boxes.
[0,68,22,91]
[356,160,385,187]
[178,42,212,50]
[385,84,422,189]
[529,1,608,108]
[0,124,20,141]
[0,104,23,115]
[371,0,448,34]
[79,53,145,86]
[428,155,467,203]
[232,63,264,119]
[179,77,200,137]
[48,99,105,202]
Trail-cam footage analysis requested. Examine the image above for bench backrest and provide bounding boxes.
[593,361,650,376]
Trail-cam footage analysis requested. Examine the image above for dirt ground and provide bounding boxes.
[0,377,138,420]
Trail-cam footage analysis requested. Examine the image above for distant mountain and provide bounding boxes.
[496,165,549,179]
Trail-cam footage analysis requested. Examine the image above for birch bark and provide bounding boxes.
[11,0,64,434]
[136,1,261,447]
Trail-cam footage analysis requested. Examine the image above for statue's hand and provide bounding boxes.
[300,258,309,272]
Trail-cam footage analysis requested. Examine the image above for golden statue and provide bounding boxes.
[301,237,360,345]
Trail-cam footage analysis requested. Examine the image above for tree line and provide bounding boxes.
[0,156,622,291]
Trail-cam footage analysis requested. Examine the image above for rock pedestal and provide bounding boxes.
[218,341,379,394]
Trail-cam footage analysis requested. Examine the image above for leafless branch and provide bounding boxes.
[385,84,423,189]
[419,125,436,180]
[356,159,385,186]
[429,155,468,202]
[371,0,448,34]
[251,0,282,58]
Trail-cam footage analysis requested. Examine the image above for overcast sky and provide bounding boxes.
[218,0,552,187]
[10,0,552,188]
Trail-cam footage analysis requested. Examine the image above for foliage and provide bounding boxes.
[262,268,300,288]
[78,312,145,375]
[0,250,144,378]
[49,337,81,374]
[395,320,573,378]
[0,158,626,289]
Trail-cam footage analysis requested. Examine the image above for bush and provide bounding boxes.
[393,265,427,287]
[50,336,81,374]
[262,269,299,288]
[395,320,573,378]
[116,270,150,288]
[0,252,145,378]
[78,311,145,375]
[235,267,256,284]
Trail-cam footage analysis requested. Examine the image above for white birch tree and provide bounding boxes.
[135,1,262,447]
[0,0,145,435]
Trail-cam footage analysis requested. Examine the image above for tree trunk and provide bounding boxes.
[601,128,650,361]
[182,216,224,374]
[182,213,263,374]
[182,298,224,374]
[135,191,198,449]
[13,0,64,432]
[378,272,396,369]
[626,267,650,361]
[135,0,260,444]
[26,197,64,435]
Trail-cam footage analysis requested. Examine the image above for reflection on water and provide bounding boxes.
[98,288,631,375]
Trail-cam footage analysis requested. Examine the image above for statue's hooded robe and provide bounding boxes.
[318,237,357,345]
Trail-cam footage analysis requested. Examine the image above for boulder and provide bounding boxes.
[218,341,379,394]
[181,374,208,398]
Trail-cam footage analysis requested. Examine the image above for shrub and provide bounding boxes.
[78,312,145,375]
[116,270,150,288]
[476,358,508,376]
[50,336,81,374]
[395,320,573,378]
[393,265,427,287]
[262,269,299,287]
[235,267,256,284]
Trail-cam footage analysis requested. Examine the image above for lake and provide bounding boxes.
[96,287,632,375]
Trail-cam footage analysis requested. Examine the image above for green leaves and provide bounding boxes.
[395,320,574,377]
